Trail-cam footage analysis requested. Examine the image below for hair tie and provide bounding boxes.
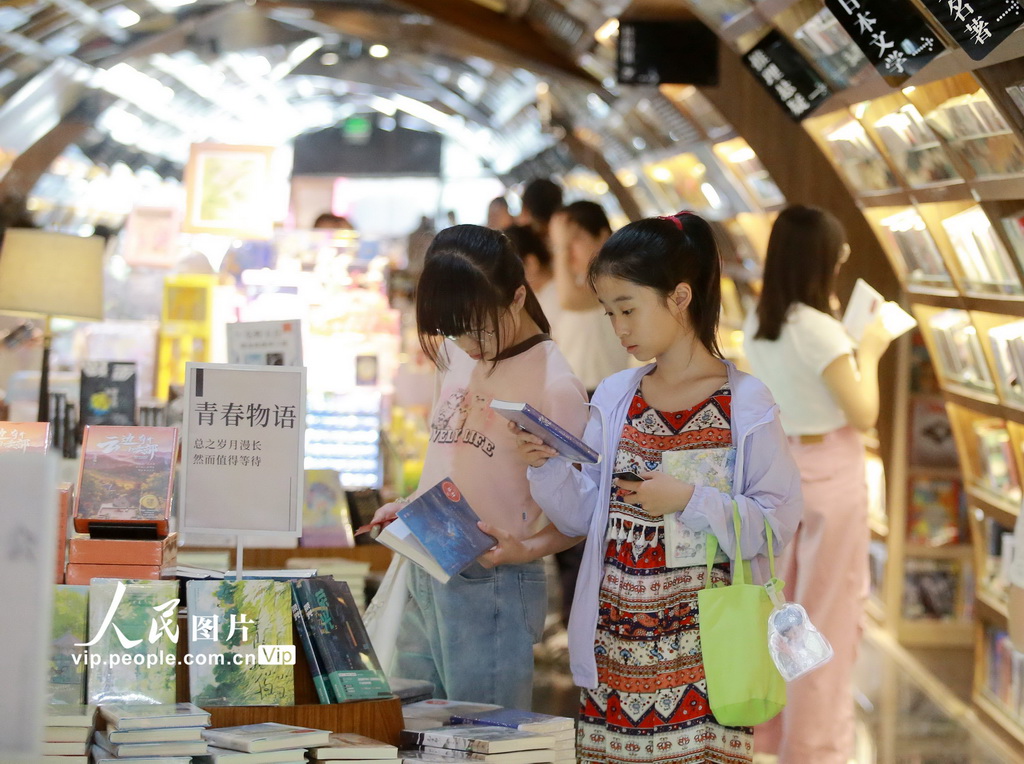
[658,212,688,231]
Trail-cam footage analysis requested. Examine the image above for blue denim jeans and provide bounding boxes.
[394,559,547,709]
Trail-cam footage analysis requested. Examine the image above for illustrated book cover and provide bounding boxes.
[48,584,89,705]
[201,722,331,753]
[448,707,574,733]
[98,701,210,730]
[0,421,50,452]
[295,576,392,702]
[399,725,555,754]
[80,361,138,427]
[74,425,179,535]
[85,579,180,705]
[290,581,333,704]
[489,400,598,464]
[376,478,496,584]
[187,578,295,706]
[301,468,355,548]
[660,448,734,568]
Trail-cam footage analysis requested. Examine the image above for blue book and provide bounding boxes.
[376,478,496,583]
[290,582,334,704]
[489,400,598,464]
[448,706,575,733]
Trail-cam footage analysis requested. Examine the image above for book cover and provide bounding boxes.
[402,699,502,731]
[98,702,210,730]
[69,533,178,566]
[187,579,295,706]
[226,319,303,367]
[106,726,205,744]
[309,731,398,759]
[0,421,50,453]
[86,579,180,705]
[448,708,574,734]
[488,400,598,464]
[94,730,209,757]
[73,425,179,535]
[842,278,916,342]
[400,725,555,754]
[290,581,334,704]
[660,448,734,568]
[45,704,97,727]
[295,577,392,702]
[201,722,331,753]
[906,477,964,546]
[48,584,89,705]
[80,361,138,427]
[908,398,959,468]
[301,469,355,548]
[377,478,496,584]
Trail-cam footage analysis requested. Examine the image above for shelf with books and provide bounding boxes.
[783,3,871,91]
[974,625,1024,744]
[712,137,786,210]
[946,404,1023,510]
[965,484,1020,531]
[911,305,998,397]
[803,109,904,198]
[863,206,956,290]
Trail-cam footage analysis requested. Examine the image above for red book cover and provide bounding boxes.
[68,533,178,566]
[55,482,72,584]
[73,425,179,536]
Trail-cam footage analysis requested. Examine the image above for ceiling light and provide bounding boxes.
[369,44,389,58]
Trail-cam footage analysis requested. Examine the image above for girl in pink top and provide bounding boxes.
[370,224,588,708]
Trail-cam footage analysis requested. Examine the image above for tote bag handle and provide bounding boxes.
[704,502,776,586]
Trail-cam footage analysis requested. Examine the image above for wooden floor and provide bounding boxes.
[530,622,1024,764]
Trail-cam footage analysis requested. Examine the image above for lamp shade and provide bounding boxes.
[0,228,105,320]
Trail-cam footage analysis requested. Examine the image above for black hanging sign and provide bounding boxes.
[825,0,944,82]
[918,0,1023,61]
[742,30,832,122]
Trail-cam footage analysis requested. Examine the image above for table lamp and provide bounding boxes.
[0,228,105,421]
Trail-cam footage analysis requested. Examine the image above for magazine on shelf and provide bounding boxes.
[375,478,496,584]
[488,400,598,464]
[842,279,917,343]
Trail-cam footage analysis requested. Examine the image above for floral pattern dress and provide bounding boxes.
[577,383,753,764]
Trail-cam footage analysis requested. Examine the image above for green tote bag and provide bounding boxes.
[697,502,786,727]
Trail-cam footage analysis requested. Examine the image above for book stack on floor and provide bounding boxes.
[307,732,401,763]
[41,704,96,763]
[199,722,332,762]
[66,425,179,585]
[91,701,211,763]
[398,725,559,763]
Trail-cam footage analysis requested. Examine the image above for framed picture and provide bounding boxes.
[183,143,275,239]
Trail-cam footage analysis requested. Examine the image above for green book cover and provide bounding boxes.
[291,582,333,704]
[86,579,178,705]
[49,585,89,704]
[187,579,295,706]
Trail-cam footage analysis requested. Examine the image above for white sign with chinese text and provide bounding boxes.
[0,451,58,759]
[180,363,306,536]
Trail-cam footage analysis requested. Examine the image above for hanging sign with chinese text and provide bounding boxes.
[825,0,944,82]
[919,0,1023,61]
[180,363,306,537]
[743,30,832,122]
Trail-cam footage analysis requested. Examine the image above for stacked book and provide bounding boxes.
[399,724,561,763]
[91,701,211,763]
[307,732,401,763]
[41,704,96,763]
[67,424,179,584]
[199,723,332,763]
[447,708,575,763]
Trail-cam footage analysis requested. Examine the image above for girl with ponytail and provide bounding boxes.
[506,211,802,763]
[366,224,588,709]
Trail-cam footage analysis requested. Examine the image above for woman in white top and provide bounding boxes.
[742,205,893,764]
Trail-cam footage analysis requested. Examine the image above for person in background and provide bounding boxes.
[313,211,354,230]
[517,177,563,243]
[405,214,436,279]
[502,211,802,764]
[486,196,514,230]
[503,224,561,332]
[742,204,894,764]
[365,224,588,709]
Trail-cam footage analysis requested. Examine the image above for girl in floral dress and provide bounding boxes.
[511,211,803,763]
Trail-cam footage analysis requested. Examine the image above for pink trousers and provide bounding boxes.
[755,426,869,763]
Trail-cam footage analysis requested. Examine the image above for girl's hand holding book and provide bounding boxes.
[614,471,694,517]
[476,521,531,567]
[354,499,406,536]
[507,419,558,467]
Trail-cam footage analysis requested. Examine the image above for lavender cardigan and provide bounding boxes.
[527,359,804,689]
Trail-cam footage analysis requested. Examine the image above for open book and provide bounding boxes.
[842,278,917,343]
[489,400,598,464]
[376,478,496,583]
